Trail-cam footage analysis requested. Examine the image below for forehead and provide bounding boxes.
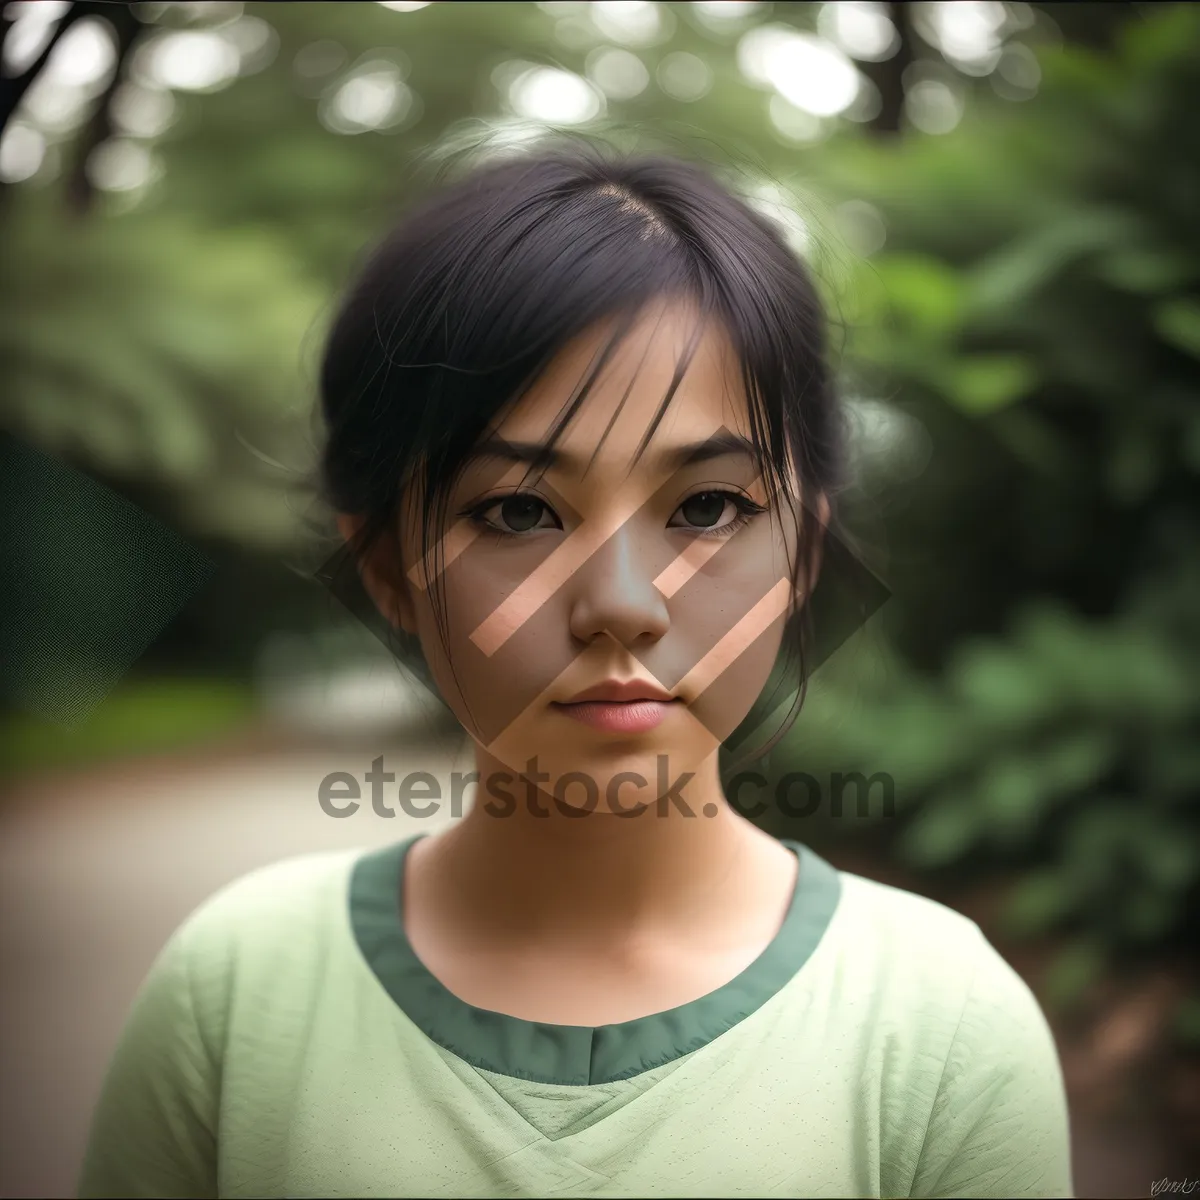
[493,300,751,467]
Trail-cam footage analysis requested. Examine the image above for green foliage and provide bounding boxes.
[0,200,327,548]
[773,6,1200,1003]
[0,677,256,779]
[1175,995,1200,1048]
[1,1,1196,1017]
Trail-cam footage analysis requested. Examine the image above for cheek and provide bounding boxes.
[675,598,789,749]
[408,514,796,757]
[669,521,795,741]
[409,548,579,745]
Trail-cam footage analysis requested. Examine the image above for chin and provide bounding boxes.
[535,743,709,816]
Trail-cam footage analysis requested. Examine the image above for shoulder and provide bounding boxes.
[834,867,986,950]
[829,866,1020,1000]
[79,851,374,1198]
[161,847,369,1016]
[820,867,1071,1196]
[816,864,1058,1075]
[179,846,362,940]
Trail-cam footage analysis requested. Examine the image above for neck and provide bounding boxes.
[416,746,790,951]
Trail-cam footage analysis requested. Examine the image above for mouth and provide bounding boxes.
[560,678,676,704]
[550,698,680,734]
[550,679,681,734]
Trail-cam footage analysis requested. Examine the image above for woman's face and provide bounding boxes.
[389,300,803,815]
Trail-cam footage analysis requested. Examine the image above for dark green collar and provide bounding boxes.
[349,833,841,1086]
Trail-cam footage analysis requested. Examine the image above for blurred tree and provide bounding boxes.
[765,3,1200,1051]
[1,1,1196,1068]
[0,1,146,213]
[857,2,914,136]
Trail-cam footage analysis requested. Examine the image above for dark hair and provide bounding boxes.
[318,137,846,769]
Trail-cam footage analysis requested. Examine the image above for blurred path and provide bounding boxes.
[0,732,469,1200]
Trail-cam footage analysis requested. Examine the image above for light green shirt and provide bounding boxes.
[79,835,1073,1198]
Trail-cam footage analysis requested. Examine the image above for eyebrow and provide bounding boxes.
[464,430,763,476]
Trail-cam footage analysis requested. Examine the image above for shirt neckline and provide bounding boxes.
[349,832,841,1085]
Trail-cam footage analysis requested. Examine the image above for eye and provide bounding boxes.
[677,492,732,529]
[473,493,560,536]
[670,490,764,536]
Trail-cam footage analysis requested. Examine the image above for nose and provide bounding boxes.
[567,524,670,648]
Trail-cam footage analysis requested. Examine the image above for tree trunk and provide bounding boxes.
[862,1,916,137]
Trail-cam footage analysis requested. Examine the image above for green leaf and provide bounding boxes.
[1062,801,1134,892]
[1120,1,1200,71]
[1131,822,1200,892]
[967,209,1143,317]
[897,798,982,868]
[1095,249,1192,296]
[983,408,1072,477]
[1043,939,1106,1009]
[940,354,1038,414]
[1147,738,1200,796]
[1002,869,1078,938]
[1173,996,1200,1048]
[948,640,1053,725]
[1037,730,1117,796]
[1106,429,1160,506]
[873,254,965,340]
[1118,890,1175,942]
[1184,417,1200,475]
[1154,299,1200,360]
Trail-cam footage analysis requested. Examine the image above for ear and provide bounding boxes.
[335,512,418,636]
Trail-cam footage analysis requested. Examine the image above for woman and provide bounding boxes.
[79,142,1073,1198]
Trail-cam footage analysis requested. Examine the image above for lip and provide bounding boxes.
[560,678,675,704]
[551,699,678,734]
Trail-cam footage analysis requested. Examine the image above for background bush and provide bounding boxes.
[1,0,1196,1047]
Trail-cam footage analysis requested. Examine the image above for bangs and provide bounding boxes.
[321,143,830,528]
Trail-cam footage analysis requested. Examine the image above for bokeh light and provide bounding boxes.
[585,46,651,100]
[506,64,602,124]
[689,1,765,33]
[85,137,161,192]
[135,30,241,92]
[110,82,177,139]
[746,181,812,257]
[992,42,1041,101]
[1,0,71,76]
[904,75,965,134]
[656,51,713,102]
[220,16,278,76]
[292,39,349,96]
[738,25,860,117]
[321,60,416,135]
[590,1,671,48]
[835,198,888,257]
[768,94,827,145]
[918,0,1007,76]
[817,1,900,63]
[0,120,45,183]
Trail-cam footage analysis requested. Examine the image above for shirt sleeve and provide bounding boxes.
[908,936,1074,1199]
[77,919,221,1199]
